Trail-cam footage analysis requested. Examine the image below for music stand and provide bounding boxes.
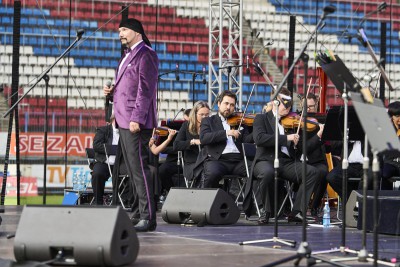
[319,56,399,266]
[319,55,363,260]
[351,92,400,267]
[318,55,361,93]
[322,106,364,142]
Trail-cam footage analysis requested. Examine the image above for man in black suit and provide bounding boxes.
[197,90,249,189]
[92,114,122,205]
[248,88,318,223]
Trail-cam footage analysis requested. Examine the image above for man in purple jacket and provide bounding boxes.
[104,18,158,232]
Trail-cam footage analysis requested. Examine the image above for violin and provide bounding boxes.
[227,112,255,127]
[281,112,319,132]
[153,126,178,137]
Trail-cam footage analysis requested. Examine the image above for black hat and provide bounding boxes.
[119,18,151,47]
[388,101,400,116]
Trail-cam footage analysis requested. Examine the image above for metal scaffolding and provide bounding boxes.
[208,0,243,108]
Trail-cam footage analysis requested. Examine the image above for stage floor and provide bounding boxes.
[0,205,399,267]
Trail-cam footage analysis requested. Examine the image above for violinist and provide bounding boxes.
[149,126,181,198]
[299,93,329,217]
[243,88,318,224]
[173,101,210,184]
[192,90,251,189]
[380,101,400,190]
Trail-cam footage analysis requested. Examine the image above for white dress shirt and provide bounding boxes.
[220,114,240,154]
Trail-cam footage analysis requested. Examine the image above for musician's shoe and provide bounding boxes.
[134,219,157,232]
[257,208,270,224]
[287,212,305,223]
[130,216,141,226]
[310,208,321,217]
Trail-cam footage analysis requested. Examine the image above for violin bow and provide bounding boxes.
[237,83,256,130]
[296,78,313,135]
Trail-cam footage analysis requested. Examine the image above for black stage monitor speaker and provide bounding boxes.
[14,205,139,266]
[161,188,240,225]
[355,190,400,235]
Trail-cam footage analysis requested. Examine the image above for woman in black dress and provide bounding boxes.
[173,101,210,185]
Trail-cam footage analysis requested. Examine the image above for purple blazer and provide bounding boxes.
[113,42,159,130]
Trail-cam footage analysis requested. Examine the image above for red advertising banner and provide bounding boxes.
[10,133,94,157]
[0,176,38,196]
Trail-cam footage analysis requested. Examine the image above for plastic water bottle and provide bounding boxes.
[323,201,331,228]
[80,173,87,191]
[72,172,78,190]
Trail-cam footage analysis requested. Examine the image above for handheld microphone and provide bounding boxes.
[202,65,206,84]
[105,80,112,122]
[175,63,180,81]
[105,80,112,106]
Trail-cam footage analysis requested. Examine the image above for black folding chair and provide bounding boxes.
[104,144,130,209]
[242,143,261,218]
[85,148,95,169]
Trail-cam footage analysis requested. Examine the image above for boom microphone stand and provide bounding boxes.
[238,62,295,248]
[3,29,84,203]
[239,98,296,248]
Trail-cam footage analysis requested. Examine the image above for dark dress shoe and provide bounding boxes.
[134,220,157,232]
[258,208,270,224]
[310,208,321,217]
[130,216,140,226]
[287,212,305,223]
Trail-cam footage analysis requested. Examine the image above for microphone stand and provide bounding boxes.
[3,29,84,204]
[260,6,349,267]
[357,28,394,93]
[178,70,204,106]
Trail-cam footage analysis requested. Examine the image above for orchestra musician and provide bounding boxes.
[380,101,400,190]
[149,128,181,196]
[91,114,127,205]
[192,90,251,189]
[173,101,210,184]
[103,18,158,232]
[326,140,373,201]
[299,93,329,217]
[243,88,318,224]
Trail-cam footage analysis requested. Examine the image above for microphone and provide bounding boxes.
[105,80,112,107]
[378,2,388,12]
[76,29,85,40]
[202,65,206,84]
[252,41,274,59]
[359,2,387,28]
[321,5,336,19]
[105,80,112,123]
[172,108,185,121]
[253,61,263,76]
[175,63,180,81]
[342,32,363,43]
[106,80,112,102]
